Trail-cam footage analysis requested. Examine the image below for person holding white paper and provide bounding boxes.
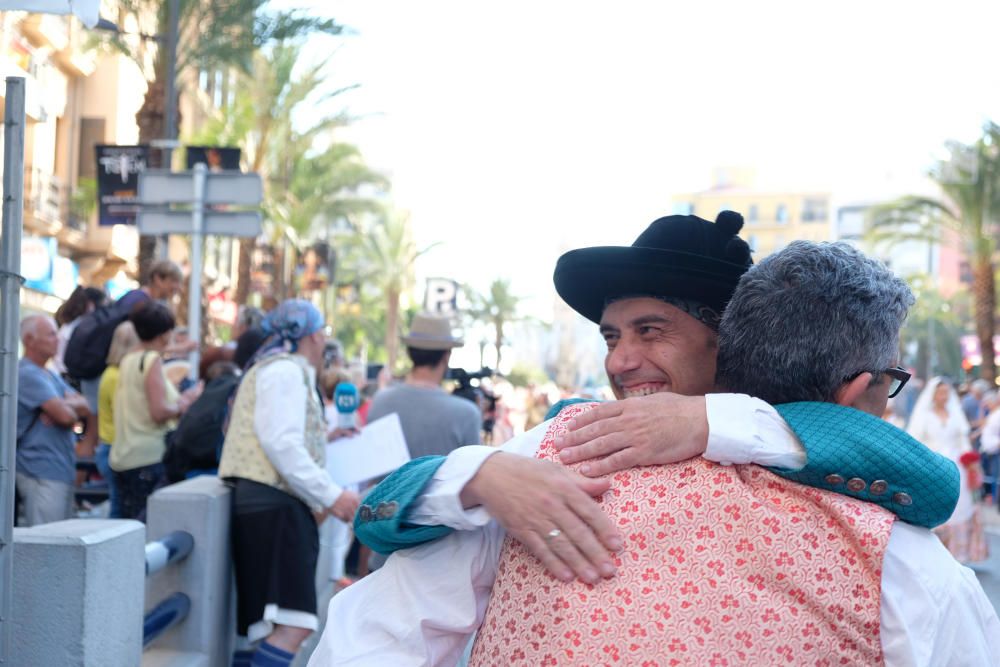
[217,299,360,667]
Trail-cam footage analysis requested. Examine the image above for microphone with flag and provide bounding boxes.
[333,382,359,430]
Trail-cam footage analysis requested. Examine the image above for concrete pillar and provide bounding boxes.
[143,476,232,667]
[12,519,145,667]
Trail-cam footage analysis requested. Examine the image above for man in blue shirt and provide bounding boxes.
[17,315,91,526]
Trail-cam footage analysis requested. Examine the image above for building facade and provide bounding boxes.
[671,169,831,259]
[1,9,147,314]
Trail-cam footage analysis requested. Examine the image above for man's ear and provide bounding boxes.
[834,373,872,408]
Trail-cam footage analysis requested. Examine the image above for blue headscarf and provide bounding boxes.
[255,299,324,360]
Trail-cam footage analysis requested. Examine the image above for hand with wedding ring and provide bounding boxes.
[553,393,710,477]
[460,452,623,584]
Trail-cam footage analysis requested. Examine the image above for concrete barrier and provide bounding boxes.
[12,519,145,667]
[143,476,233,667]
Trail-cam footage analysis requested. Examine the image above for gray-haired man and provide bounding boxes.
[16,315,91,526]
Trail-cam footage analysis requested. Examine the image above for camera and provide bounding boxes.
[447,367,496,436]
[446,367,494,406]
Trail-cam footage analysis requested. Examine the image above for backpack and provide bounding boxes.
[163,373,242,483]
[64,293,148,380]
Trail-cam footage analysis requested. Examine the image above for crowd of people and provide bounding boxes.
[11,211,1000,666]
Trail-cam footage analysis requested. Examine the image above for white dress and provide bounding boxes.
[913,413,975,524]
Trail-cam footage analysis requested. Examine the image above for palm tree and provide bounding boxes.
[188,42,386,303]
[899,275,968,379]
[869,125,1000,382]
[103,1,341,278]
[340,211,433,373]
[466,278,522,370]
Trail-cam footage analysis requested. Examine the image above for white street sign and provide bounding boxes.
[137,210,261,237]
[138,169,262,206]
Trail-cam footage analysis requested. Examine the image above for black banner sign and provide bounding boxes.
[95,144,149,226]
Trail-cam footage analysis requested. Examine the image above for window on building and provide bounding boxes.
[747,204,758,222]
[775,204,788,224]
[673,202,694,215]
[747,235,757,252]
[802,198,827,222]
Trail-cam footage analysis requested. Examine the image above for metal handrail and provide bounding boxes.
[143,592,191,648]
[145,530,194,576]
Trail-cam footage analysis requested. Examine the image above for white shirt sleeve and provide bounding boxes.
[980,411,1000,455]
[704,393,807,469]
[308,520,506,667]
[410,394,809,528]
[254,360,342,510]
[407,420,551,529]
[880,521,1000,665]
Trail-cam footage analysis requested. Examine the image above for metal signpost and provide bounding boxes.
[0,76,26,665]
[138,165,262,380]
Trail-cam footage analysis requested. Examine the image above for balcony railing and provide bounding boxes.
[24,166,65,226]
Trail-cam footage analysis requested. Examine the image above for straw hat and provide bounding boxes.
[402,312,464,350]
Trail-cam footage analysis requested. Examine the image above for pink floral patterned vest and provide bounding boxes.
[470,403,894,666]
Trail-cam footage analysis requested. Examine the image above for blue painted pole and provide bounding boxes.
[143,592,191,648]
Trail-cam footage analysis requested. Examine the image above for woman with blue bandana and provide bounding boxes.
[218,299,360,667]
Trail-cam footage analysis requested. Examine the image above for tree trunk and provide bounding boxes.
[494,320,504,370]
[386,288,400,375]
[971,255,997,382]
[234,238,253,305]
[135,79,166,281]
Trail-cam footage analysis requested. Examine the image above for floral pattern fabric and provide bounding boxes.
[470,403,894,667]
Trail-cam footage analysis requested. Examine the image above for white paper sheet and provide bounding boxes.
[325,412,411,486]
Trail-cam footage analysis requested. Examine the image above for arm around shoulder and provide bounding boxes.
[774,402,959,528]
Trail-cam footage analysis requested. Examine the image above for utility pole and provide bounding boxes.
[0,76,26,665]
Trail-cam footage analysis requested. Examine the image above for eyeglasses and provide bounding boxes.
[882,367,911,398]
[846,366,911,398]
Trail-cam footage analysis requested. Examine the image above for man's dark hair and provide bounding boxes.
[716,241,913,404]
[407,347,448,369]
[129,301,176,342]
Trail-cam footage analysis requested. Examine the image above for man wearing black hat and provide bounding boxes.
[338,212,955,584]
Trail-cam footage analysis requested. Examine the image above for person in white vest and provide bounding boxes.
[310,237,999,665]
[217,299,360,667]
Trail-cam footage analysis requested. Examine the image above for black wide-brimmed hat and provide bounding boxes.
[553,211,753,323]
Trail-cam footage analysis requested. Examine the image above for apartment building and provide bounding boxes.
[671,168,831,260]
[1,9,146,313]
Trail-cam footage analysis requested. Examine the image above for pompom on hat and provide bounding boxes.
[553,210,753,323]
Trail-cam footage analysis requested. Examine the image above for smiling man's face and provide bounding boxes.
[600,297,718,400]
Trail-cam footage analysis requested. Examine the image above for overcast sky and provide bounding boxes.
[287,0,1000,321]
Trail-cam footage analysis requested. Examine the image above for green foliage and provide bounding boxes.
[105,1,342,80]
[188,42,386,239]
[336,210,436,372]
[465,278,528,368]
[867,123,1000,381]
[69,177,97,222]
[900,275,968,378]
[505,362,551,388]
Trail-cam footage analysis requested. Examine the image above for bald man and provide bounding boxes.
[16,315,91,526]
